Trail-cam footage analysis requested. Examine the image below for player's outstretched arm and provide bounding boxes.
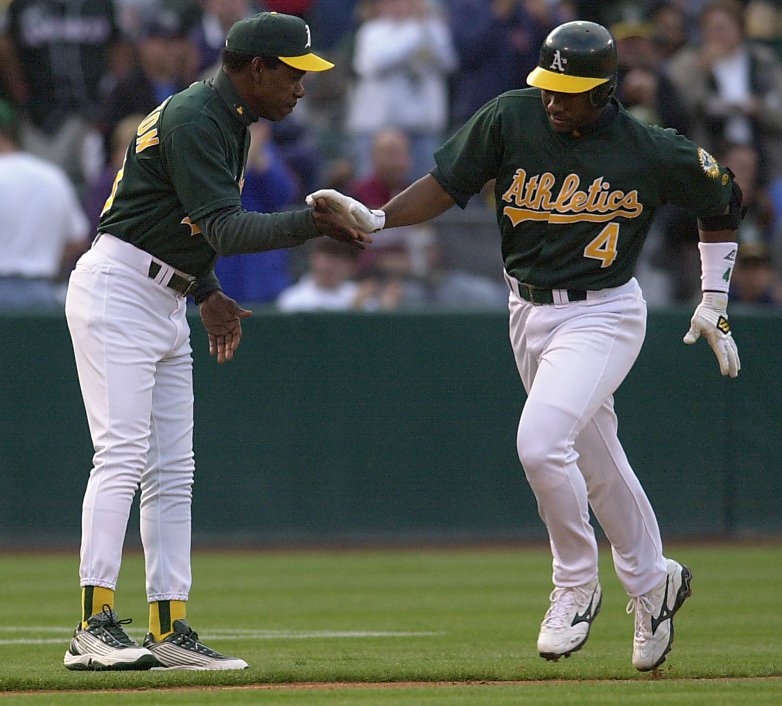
[381,174,456,229]
[306,174,457,233]
[199,290,252,364]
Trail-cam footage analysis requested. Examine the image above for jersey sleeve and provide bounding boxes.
[655,130,733,218]
[161,119,243,222]
[433,98,503,208]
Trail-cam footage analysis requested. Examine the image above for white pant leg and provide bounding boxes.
[575,403,667,596]
[65,247,192,593]
[141,340,195,602]
[509,280,661,588]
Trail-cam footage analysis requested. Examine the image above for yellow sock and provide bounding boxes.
[149,600,186,641]
[81,586,115,628]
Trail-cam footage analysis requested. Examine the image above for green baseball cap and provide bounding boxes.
[225,12,333,72]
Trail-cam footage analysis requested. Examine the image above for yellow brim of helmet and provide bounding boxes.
[527,66,608,93]
[279,53,334,72]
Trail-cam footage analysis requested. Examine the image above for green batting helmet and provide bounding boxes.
[527,21,617,108]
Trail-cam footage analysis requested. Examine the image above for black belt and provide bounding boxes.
[148,261,197,297]
[516,282,587,305]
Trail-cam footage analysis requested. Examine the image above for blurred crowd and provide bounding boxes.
[1,0,782,312]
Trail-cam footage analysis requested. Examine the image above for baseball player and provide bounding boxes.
[63,12,369,671]
[308,21,741,671]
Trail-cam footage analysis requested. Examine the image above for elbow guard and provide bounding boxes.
[698,168,745,231]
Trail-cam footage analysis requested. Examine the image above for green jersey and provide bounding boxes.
[99,70,317,284]
[433,88,733,290]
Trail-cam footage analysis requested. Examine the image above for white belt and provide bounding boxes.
[93,233,196,297]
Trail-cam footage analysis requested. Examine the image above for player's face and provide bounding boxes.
[540,89,602,133]
[249,60,306,121]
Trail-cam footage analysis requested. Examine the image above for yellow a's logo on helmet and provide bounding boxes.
[549,50,568,73]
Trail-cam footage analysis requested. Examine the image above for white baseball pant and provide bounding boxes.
[507,276,668,597]
[65,235,195,602]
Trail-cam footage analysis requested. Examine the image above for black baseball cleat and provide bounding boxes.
[626,558,692,671]
[144,620,249,670]
[63,606,158,671]
[537,578,602,660]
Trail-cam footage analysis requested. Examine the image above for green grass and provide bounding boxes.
[0,544,780,704]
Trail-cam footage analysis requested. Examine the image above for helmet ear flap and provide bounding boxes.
[589,76,616,109]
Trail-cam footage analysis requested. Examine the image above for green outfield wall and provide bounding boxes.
[1,308,780,547]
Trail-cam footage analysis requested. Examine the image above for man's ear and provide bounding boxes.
[250,57,265,83]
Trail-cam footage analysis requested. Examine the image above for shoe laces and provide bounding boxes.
[170,622,223,658]
[626,595,655,642]
[543,585,591,629]
[90,604,135,646]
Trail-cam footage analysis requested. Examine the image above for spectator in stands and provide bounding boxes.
[350,127,413,208]
[730,242,782,306]
[743,0,782,57]
[667,0,782,185]
[269,114,325,203]
[348,126,433,291]
[721,142,776,252]
[448,0,566,130]
[4,0,122,196]
[355,224,508,310]
[0,101,90,310]
[346,124,507,309]
[647,1,691,62]
[215,120,299,303]
[83,113,145,237]
[0,21,26,107]
[261,0,314,23]
[276,237,363,311]
[98,7,193,159]
[309,0,359,50]
[190,0,253,77]
[610,11,690,133]
[345,0,458,181]
[286,2,359,183]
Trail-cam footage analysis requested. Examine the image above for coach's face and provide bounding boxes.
[540,89,602,134]
[248,59,306,121]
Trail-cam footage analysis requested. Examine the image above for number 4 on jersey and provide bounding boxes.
[584,222,619,268]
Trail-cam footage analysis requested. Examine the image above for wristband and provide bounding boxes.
[698,241,737,293]
[369,209,386,232]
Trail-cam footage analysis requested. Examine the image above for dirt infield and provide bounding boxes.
[4,675,782,696]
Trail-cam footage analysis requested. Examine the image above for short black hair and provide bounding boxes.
[222,49,282,71]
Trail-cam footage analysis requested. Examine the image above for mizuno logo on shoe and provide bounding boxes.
[571,590,598,626]
[651,576,673,634]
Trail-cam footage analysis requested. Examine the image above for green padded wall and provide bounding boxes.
[1,308,779,546]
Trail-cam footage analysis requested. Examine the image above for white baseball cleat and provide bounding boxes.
[537,577,602,660]
[144,620,249,670]
[626,558,692,671]
[63,607,158,671]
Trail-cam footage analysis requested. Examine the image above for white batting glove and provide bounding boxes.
[683,291,741,378]
[306,189,386,233]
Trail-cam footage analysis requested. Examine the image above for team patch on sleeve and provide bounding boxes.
[698,148,721,179]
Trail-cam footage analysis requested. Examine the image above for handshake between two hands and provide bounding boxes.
[306,189,386,234]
